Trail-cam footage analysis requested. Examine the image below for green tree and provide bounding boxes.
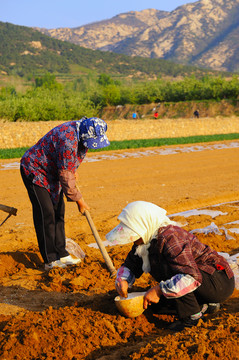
[34,73,63,90]
[103,85,121,106]
[97,73,114,86]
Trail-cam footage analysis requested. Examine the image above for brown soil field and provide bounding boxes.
[0,118,239,359]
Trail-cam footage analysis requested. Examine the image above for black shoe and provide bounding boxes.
[201,303,220,315]
[168,316,205,332]
[207,303,220,314]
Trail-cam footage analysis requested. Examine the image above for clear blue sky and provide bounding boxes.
[1,0,197,29]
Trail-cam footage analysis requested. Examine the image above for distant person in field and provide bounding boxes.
[106,201,235,332]
[20,117,110,270]
[193,110,200,118]
[132,112,138,119]
[154,111,159,119]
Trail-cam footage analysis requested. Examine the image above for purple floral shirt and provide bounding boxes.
[20,121,87,203]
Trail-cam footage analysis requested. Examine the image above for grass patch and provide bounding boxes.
[0,133,239,159]
[90,133,239,152]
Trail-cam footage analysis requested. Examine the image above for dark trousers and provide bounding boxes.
[175,270,235,318]
[20,166,69,263]
[155,269,235,319]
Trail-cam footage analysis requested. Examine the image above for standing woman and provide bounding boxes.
[106,201,235,332]
[20,117,110,270]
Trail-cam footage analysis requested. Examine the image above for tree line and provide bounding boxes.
[0,73,238,121]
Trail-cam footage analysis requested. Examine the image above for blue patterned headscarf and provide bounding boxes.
[76,117,110,149]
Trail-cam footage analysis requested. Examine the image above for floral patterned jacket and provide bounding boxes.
[20,121,87,203]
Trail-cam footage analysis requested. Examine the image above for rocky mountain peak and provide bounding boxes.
[36,0,239,72]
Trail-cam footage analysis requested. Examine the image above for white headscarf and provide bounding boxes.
[106,201,175,273]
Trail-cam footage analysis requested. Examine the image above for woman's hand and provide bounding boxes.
[77,197,90,214]
[74,172,79,181]
[143,284,162,309]
[116,279,128,298]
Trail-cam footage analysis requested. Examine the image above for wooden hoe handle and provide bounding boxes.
[84,210,117,277]
[0,204,17,216]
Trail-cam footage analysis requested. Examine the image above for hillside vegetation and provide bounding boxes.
[0,72,239,121]
[0,21,238,123]
[0,22,213,79]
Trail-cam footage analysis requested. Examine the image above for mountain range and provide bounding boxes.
[0,21,213,79]
[36,0,239,72]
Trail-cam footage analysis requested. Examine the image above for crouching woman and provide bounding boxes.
[106,201,235,332]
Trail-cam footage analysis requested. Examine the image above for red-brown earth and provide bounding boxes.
[0,119,239,359]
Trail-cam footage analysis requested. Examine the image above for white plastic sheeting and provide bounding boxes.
[219,252,239,290]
